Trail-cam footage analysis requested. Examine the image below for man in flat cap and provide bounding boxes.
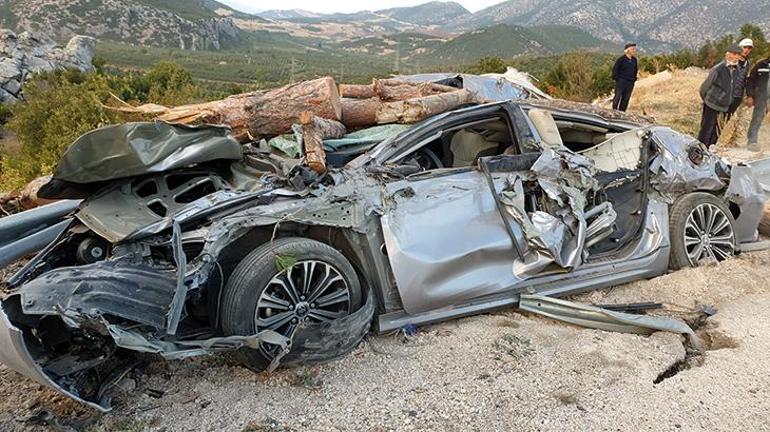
[726,38,754,118]
[612,42,639,111]
[698,45,744,147]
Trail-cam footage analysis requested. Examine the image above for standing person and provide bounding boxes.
[612,42,638,112]
[745,54,770,150]
[698,46,743,147]
[727,38,754,117]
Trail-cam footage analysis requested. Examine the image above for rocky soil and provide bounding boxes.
[2,248,770,432]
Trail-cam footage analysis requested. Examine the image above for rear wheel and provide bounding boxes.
[669,192,737,269]
[220,237,363,371]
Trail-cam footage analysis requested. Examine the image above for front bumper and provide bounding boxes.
[0,299,110,412]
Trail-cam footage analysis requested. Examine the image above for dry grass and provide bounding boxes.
[624,67,706,137]
[616,67,763,151]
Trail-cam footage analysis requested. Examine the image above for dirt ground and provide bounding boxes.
[2,249,770,432]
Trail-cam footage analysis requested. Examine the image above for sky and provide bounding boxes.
[218,0,504,14]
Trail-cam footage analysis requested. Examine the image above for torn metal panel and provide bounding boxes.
[648,127,728,200]
[107,326,289,360]
[45,121,243,185]
[519,294,694,335]
[75,171,231,243]
[20,261,177,330]
[490,148,615,278]
[166,221,187,335]
[0,300,109,413]
[726,164,768,244]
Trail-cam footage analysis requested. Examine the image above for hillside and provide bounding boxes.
[377,2,469,26]
[416,24,610,65]
[447,0,770,48]
[0,0,250,50]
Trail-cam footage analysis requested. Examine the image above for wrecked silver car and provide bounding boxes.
[0,101,766,410]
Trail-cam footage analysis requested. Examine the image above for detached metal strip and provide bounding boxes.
[0,219,71,268]
[0,199,80,246]
[519,294,694,335]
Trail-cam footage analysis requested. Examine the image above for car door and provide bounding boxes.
[379,105,542,314]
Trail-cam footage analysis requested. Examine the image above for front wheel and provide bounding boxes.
[220,237,364,371]
[669,192,737,270]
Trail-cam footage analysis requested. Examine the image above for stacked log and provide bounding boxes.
[299,112,346,174]
[108,77,342,143]
[339,79,458,102]
[0,175,54,212]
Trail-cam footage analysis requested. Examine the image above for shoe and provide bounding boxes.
[747,142,759,151]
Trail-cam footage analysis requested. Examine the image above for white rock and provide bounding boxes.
[4,78,20,95]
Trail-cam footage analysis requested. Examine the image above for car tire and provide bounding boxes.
[220,237,364,371]
[669,192,738,270]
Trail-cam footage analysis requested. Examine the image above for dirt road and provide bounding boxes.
[1,247,769,432]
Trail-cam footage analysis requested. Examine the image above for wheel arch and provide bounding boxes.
[213,222,381,310]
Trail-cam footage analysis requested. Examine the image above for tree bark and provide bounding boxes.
[341,89,474,128]
[0,175,54,211]
[377,89,474,124]
[300,112,346,174]
[339,84,375,99]
[373,79,459,102]
[108,77,341,143]
[340,98,382,129]
[340,79,459,102]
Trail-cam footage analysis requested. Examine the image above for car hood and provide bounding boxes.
[40,121,243,187]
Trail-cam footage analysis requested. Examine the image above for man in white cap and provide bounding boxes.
[746,50,770,150]
[727,38,754,116]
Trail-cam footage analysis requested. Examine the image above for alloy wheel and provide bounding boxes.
[254,260,352,355]
[683,203,735,266]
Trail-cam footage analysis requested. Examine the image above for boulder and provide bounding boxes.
[0,29,96,103]
[4,78,20,96]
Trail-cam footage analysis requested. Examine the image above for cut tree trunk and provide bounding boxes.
[299,111,346,174]
[376,89,474,124]
[373,79,459,102]
[341,89,474,128]
[338,84,375,99]
[340,98,382,129]
[0,175,54,211]
[340,79,459,102]
[108,77,341,142]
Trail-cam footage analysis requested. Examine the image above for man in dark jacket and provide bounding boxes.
[612,43,638,111]
[698,46,743,147]
[727,38,753,117]
[746,55,770,150]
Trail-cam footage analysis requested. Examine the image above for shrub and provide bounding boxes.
[144,61,199,105]
[465,56,508,74]
[0,73,118,191]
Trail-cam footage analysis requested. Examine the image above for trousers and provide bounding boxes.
[612,79,635,112]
